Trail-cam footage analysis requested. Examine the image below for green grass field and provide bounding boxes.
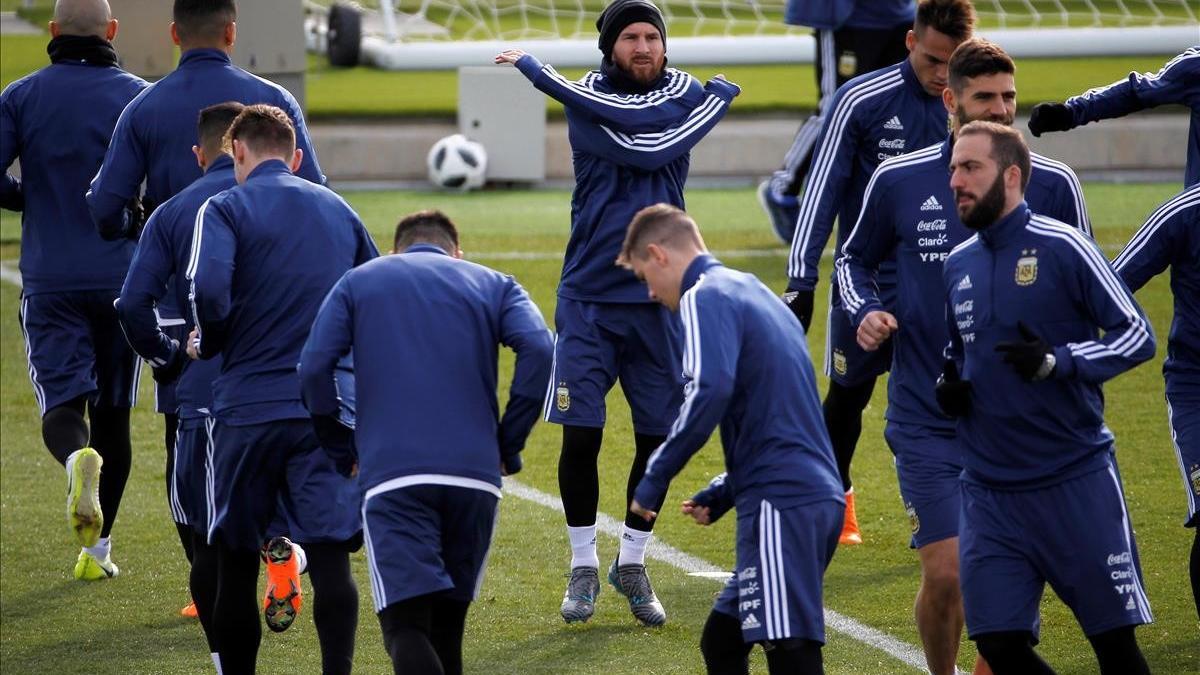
[1,182,1198,674]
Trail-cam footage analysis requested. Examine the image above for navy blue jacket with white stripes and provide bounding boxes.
[0,55,146,295]
[87,49,325,321]
[633,255,844,515]
[942,204,1155,489]
[1113,183,1200,388]
[299,245,555,494]
[116,156,235,419]
[785,0,913,31]
[788,57,947,292]
[188,160,378,425]
[837,135,1090,431]
[1065,47,1200,187]
[514,55,740,303]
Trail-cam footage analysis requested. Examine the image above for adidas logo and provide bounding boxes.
[883,116,904,131]
[1125,597,1136,611]
[920,195,942,211]
[957,275,972,290]
[741,614,761,630]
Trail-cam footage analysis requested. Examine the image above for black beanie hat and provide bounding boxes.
[596,0,667,59]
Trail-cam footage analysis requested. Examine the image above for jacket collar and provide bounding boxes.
[403,243,450,256]
[899,58,929,98]
[205,154,235,175]
[680,253,721,295]
[979,202,1031,249]
[178,48,232,68]
[246,159,291,182]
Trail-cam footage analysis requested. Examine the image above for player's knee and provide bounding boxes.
[699,611,749,675]
[763,638,823,675]
[974,631,1036,671]
[1088,625,1149,675]
[41,399,89,461]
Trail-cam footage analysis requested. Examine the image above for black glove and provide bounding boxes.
[934,359,972,418]
[1028,102,1074,137]
[312,414,357,477]
[995,321,1055,381]
[151,340,186,386]
[782,288,814,332]
[502,452,523,476]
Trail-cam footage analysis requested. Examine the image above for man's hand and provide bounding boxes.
[857,310,898,351]
[185,327,201,360]
[630,499,657,522]
[681,499,712,525]
[501,452,523,476]
[312,414,357,476]
[1028,102,1074,137]
[494,49,527,65]
[782,288,814,332]
[995,321,1055,381]
[152,339,186,386]
[934,359,971,418]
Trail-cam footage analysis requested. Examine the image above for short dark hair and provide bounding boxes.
[197,101,244,154]
[224,104,295,158]
[959,120,1031,190]
[392,210,459,253]
[617,203,702,267]
[948,38,1014,93]
[173,0,236,44]
[914,0,975,42]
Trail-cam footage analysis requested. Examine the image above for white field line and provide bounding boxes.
[502,477,932,673]
[466,242,1123,262]
[0,261,21,288]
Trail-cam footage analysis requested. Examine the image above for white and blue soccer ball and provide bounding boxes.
[426,134,487,191]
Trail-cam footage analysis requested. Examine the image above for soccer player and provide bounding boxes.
[1028,47,1199,187]
[1112,184,1200,621]
[784,0,975,547]
[619,204,844,675]
[942,121,1155,674]
[759,0,915,242]
[834,38,1088,675]
[298,210,555,675]
[494,0,740,626]
[0,0,147,580]
[116,102,241,641]
[86,0,325,586]
[187,105,376,674]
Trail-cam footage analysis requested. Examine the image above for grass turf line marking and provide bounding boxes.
[502,477,930,673]
[0,261,21,288]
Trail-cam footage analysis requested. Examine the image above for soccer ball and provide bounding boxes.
[427,134,487,191]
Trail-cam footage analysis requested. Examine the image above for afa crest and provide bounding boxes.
[1190,464,1200,496]
[837,50,857,78]
[1015,249,1038,286]
[832,350,848,376]
[556,383,570,412]
[905,501,920,534]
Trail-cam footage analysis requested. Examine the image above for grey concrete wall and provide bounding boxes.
[311,112,1189,186]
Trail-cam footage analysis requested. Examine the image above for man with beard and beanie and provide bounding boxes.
[834,38,1088,675]
[494,0,740,627]
[942,121,1155,675]
[784,0,975,552]
[0,0,147,580]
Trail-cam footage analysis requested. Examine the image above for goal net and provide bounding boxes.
[306,0,1199,69]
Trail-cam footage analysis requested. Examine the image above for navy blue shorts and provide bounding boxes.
[153,322,187,414]
[543,298,683,435]
[362,480,499,612]
[960,464,1153,638]
[713,498,842,644]
[825,278,896,387]
[207,418,361,551]
[884,421,963,548]
[17,290,140,414]
[170,416,210,534]
[1166,387,1200,527]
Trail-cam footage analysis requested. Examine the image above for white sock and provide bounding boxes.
[211,652,223,674]
[84,536,111,561]
[292,541,308,575]
[567,524,598,569]
[618,526,652,566]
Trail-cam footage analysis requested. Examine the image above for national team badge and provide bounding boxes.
[838,50,857,79]
[1015,249,1038,286]
[905,501,920,534]
[1189,464,1200,496]
[556,383,570,412]
[832,349,848,376]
